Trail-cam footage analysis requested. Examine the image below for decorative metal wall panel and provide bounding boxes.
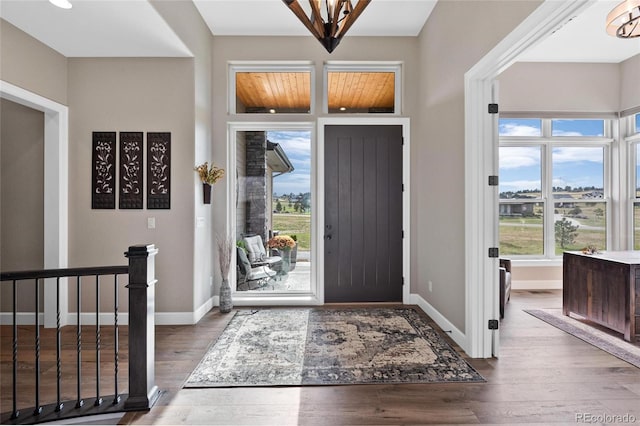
[147,132,171,209]
[119,132,144,209]
[92,132,116,209]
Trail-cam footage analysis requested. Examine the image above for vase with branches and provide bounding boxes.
[217,235,234,313]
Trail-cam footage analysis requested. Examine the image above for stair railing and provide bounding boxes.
[0,244,159,424]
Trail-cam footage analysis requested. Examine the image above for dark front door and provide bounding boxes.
[324,125,403,302]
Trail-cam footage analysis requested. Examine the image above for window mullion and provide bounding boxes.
[543,140,554,258]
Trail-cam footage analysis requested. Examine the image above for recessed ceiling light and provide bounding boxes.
[49,0,72,9]
[269,109,276,114]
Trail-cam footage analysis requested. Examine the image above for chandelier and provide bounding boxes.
[606,0,640,38]
[283,0,371,53]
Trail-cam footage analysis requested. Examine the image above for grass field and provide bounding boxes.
[500,201,606,255]
[272,213,311,250]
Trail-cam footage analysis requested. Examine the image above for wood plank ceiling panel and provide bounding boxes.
[327,72,395,110]
[236,72,311,111]
[235,71,395,112]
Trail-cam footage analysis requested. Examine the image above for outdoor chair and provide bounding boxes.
[243,235,282,268]
[236,247,277,290]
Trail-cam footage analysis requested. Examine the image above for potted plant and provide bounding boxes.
[267,235,296,273]
[194,162,225,204]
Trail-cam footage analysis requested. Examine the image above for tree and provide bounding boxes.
[555,218,579,249]
[568,206,582,217]
[276,200,282,213]
[594,207,604,220]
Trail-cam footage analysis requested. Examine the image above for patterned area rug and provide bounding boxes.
[526,309,640,369]
[184,308,484,387]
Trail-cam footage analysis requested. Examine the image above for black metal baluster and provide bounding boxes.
[75,276,84,408]
[33,279,42,416]
[11,280,19,420]
[113,274,121,405]
[95,275,102,406]
[55,277,63,412]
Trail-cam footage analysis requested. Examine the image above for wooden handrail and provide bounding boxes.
[0,266,129,281]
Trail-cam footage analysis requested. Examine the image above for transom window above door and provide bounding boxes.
[229,62,314,114]
[324,62,401,115]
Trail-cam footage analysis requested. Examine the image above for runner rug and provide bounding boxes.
[184,308,485,387]
[526,308,640,369]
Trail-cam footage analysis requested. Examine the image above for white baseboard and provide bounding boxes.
[192,296,217,324]
[512,279,562,290]
[410,293,468,354]
[0,312,45,325]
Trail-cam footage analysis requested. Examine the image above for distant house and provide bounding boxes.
[581,190,604,199]
[499,203,533,217]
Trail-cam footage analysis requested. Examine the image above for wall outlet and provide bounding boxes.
[147,217,156,229]
[428,280,433,292]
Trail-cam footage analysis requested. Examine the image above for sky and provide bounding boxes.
[267,130,311,195]
[499,118,606,193]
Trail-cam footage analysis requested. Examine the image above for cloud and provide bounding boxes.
[500,179,541,191]
[552,130,584,137]
[499,123,540,137]
[274,173,310,194]
[552,147,603,163]
[499,147,540,169]
[267,131,312,195]
[268,131,311,158]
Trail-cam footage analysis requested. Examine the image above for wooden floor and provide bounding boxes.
[3,290,640,424]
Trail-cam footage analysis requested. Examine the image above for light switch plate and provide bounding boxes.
[147,217,156,229]
[196,217,205,228]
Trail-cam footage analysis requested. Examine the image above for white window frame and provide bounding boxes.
[228,61,315,115]
[323,61,402,115]
[499,116,614,260]
[626,113,640,249]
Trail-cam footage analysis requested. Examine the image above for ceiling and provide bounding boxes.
[518,0,640,63]
[0,0,637,61]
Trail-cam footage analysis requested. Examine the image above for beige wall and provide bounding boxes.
[620,53,640,112]
[498,62,621,113]
[150,0,215,313]
[0,19,67,105]
[415,0,542,332]
[511,265,562,289]
[67,58,196,313]
[0,99,44,312]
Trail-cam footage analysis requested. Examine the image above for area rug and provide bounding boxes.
[526,309,640,369]
[184,308,485,387]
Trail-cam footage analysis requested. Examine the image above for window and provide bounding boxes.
[324,62,401,114]
[229,63,314,114]
[628,113,640,249]
[499,117,611,258]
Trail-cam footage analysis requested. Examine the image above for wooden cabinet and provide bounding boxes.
[563,251,639,342]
